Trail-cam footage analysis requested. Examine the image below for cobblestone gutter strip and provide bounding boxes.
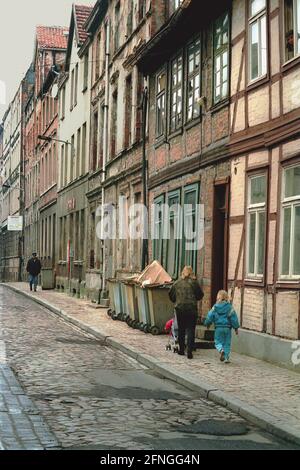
[0,364,60,450]
[4,283,300,447]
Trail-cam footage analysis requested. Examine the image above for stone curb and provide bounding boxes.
[3,283,300,447]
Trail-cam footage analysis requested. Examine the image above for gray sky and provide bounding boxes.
[0,0,94,121]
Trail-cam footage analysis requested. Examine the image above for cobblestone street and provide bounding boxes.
[0,285,299,450]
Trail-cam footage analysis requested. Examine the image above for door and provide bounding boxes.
[211,181,230,306]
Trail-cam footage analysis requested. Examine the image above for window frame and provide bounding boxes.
[155,68,167,139]
[181,183,200,274]
[213,12,230,104]
[169,52,184,134]
[246,173,267,279]
[248,0,268,83]
[279,163,300,280]
[153,194,165,264]
[166,189,181,279]
[186,36,201,122]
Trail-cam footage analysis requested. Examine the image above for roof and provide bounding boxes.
[36,26,69,50]
[74,4,94,46]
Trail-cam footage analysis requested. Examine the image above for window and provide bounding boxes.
[170,0,183,15]
[280,165,300,278]
[95,33,101,81]
[70,69,75,109]
[247,174,267,277]
[83,53,88,90]
[249,0,267,82]
[170,55,183,132]
[135,72,143,141]
[153,195,165,263]
[114,2,121,53]
[99,103,105,167]
[81,122,87,175]
[181,184,199,273]
[166,190,181,279]
[127,0,133,38]
[74,64,78,106]
[138,0,147,22]
[61,86,66,119]
[60,145,64,189]
[124,75,133,148]
[187,38,201,120]
[284,0,300,61]
[110,89,118,158]
[64,144,68,186]
[70,135,75,181]
[156,70,166,138]
[92,111,98,171]
[214,12,229,103]
[76,128,81,178]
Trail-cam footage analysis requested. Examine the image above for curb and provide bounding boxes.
[3,283,300,447]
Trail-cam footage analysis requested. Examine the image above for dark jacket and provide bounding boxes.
[169,278,204,313]
[26,258,42,276]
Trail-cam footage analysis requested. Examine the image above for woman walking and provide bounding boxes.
[169,266,204,359]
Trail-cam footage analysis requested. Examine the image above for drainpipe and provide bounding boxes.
[101,20,110,298]
[141,85,148,270]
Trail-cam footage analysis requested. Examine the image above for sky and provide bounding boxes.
[0,0,94,121]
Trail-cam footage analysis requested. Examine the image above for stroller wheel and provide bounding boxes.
[143,324,149,334]
[150,326,160,336]
[173,347,179,353]
[107,309,113,317]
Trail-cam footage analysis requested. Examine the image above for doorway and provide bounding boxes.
[211,181,230,306]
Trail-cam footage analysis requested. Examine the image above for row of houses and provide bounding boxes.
[0,0,300,346]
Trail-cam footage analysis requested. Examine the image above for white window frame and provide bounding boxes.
[248,0,268,83]
[246,174,267,279]
[279,164,300,280]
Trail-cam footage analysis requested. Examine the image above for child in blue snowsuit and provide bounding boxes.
[204,290,240,363]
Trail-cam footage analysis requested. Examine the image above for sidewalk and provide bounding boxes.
[3,282,300,446]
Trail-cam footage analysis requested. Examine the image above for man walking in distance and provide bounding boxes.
[26,252,42,292]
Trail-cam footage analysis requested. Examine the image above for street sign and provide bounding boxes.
[8,216,23,231]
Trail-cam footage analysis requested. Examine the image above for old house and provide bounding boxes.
[0,66,34,281]
[56,4,93,296]
[24,26,68,282]
[228,0,300,345]
[85,0,165,301]
[135,0,232,314]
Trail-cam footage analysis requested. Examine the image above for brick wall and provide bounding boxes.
[242,288,264,332]
[275,292,299,340]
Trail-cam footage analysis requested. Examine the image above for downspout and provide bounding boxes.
[141,85,148,270]
[101,19,110,297]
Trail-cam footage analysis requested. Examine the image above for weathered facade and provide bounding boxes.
[0,66,34,282]
[24,26,68,283]
[56,4,93,297]
[228,0,300,340]
[84,0,166,301]
[136,0,232,315]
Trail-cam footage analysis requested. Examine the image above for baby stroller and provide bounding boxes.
[165,313,179,353]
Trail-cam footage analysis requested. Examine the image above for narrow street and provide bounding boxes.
[0,286,298,451]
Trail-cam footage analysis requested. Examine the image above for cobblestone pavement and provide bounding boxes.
[0,285,299,450]
[7,283,300,431]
